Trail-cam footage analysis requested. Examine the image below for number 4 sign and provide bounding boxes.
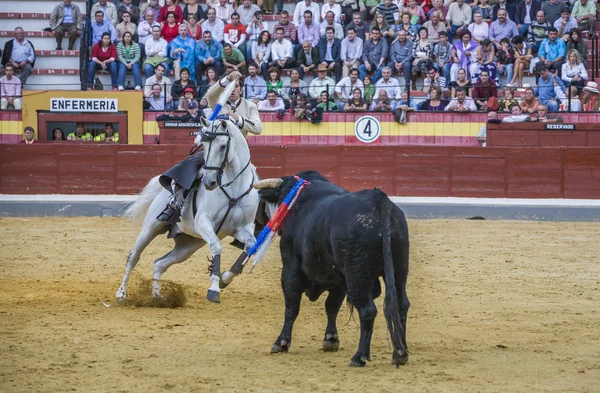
[354,115,381,143]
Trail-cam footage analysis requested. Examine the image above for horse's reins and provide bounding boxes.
[201,122,254,234]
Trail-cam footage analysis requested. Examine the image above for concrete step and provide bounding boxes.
[25,74,81,90]
[35,56,81,69]
[0,32,82,51]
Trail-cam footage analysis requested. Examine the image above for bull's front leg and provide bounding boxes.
[271,264,305,354]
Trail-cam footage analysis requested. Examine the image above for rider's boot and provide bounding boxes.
[157,185,187,225]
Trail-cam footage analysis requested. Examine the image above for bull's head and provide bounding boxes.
[254,170,329,207]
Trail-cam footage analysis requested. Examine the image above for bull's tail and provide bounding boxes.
[124,176,163,222]
[381,198,408,367]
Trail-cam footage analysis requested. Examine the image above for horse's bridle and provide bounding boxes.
[200,120,254,234]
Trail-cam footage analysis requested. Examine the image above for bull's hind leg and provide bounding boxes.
[116,220,167,300]
[322,286,346,352]
[152,234,205,298]
[348,296,377,367]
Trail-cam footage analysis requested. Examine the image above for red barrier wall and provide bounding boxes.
[1,145,599,198]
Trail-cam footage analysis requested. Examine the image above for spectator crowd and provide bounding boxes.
[1,0,600,114]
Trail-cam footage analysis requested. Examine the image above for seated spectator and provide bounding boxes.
[579,81,600,111]
[335,68,364,110]
[141,0,161,23]
[266,66,283,93]
[90,11,117,46]
[237,0,260,25]
[449,31,477,83]
[320,11,344,40]
[177,87,199,110]
[116,32,142,91]
[561,49,588,89]
[215,0,235,24]
[503,105,531,122]
[116,11,137,42]
[534,104,561,122]
[184,0,207,27]
[563,85,582,111]
[433,31,452,84]
[262,0,275,16]
[144,64,173,106]
[244,64,268,104]
[493,39,513,87]
[198,66,219,99]
[397,13,415,40]
[264,28,295,79]
[498,87,518,112]
[202,7,225,43]
[472,39,498,86]
[515,0,540,37]
[445,88,477,111]
[291,93,311,120]
[472,0,494,24]
[282,69,308,107]
[222,43,247,75]
[293,0,321,26]
[359,27,388,83]
[316,90,337,111]
[423,68,447,94]
[92,0,118,26]
[476,111,499,146]
[258,91,285,111]
[172,68,197,101]
[571,0,596,37]
[0,65,22,110]
[527,10,551,55]
[224,13,247,57]
[94,123,119,143]
[272,11,297,44]
[161,11,180,42]
[345,12,369,42]
[340,27,363,78]
[373,0,399,28]
[67,123,92,141]
[1,28,35,86]
[468,11,489,44]
[19,126,38,144]
[118,0,140,24]
[195,31,224,79]
[554,8,577,40]
[251,31,272,70]
[520,86,541,114]
[159,0,183,24]
[473,69,497,111]
[428,0,448,21]
[87,32,118,90]
[491,0,516,22]
[138,12,161,53]
[363,75,376,105]
[535,65,566,111]
[296,40,320,79]
[143,26,169,77]
[419,85,447,110]
[185,14,203,42]
[343,88,368,111]
[489,8,519,48]
[566,29,587,68]
[169,24,197,81]
[309,64,336,100]
[337,0,361,26]
[322,0,342,24]
[52,128,65,141]
[445,0,472,41]
[395,90,418,111]
[507,36,532,88]
[375,67,401,101]
[388,30,413,87]
[297,10,321,49]
[423,11,446,44]
[370,90,394,111]
[450,68,472,97]
[50,0,83,51]
[539,27,567,77]
[246,11,269,60]
[319,27,342,81]
[411,28,434,89]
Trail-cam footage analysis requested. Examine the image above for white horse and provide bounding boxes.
[116,116,259,303]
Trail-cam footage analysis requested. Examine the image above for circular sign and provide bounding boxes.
[354,116,381,144]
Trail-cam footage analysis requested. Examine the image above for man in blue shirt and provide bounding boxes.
[1,27,35,86]
[534,65,566,112]
[538,27,566,77]
[91,10,117,45]
[195,31,224,78]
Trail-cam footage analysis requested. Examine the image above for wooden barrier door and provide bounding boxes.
[37,112,128,143]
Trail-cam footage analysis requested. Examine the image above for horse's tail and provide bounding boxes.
[124,176,163,222]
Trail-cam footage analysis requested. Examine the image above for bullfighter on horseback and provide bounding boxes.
[157,71,263,224]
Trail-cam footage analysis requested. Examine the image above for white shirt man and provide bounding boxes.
[137,12,160,45]
[309,65,336,98]
[144,64,172,100]
[270,29,293,62]
[319,11,344,40]
[340,28,363,76]
[236,0,260,25]
[144,27,168,58]
[374,67,401,100]
[321,0,342,23]
[335,69,364,100]
[293,0,321,26]
[258,91,285,111]
[202,8,226,43]
[215,0,235,23]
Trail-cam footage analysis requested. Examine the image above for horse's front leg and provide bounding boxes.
[221,223,256,288]
[195,216,223,303]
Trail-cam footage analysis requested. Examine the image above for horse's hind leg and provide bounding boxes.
[152,234,205,298]
[116,220,167,300]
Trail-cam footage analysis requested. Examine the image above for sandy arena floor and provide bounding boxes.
[0,217,599,393]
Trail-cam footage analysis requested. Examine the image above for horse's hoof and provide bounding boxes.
[348,358,366,367]
[322,333,339,352]
[394,351,409,367]
[206,289,221,303]
[270,341,289,354]
[115,295,127,305]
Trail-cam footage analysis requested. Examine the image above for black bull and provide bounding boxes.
[257,171,410,367]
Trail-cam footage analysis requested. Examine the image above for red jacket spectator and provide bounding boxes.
[91,41,117,62]
[161,22,180,42]
[158,3,183,24]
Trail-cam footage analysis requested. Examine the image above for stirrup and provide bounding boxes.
[157,204,181,224]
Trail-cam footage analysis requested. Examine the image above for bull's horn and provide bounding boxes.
[253,178,283,189]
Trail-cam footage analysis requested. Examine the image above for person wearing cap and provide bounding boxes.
[157,71,262,223]
[309,64,336,101]
[178,87,198,110]
[579,81,600,111]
